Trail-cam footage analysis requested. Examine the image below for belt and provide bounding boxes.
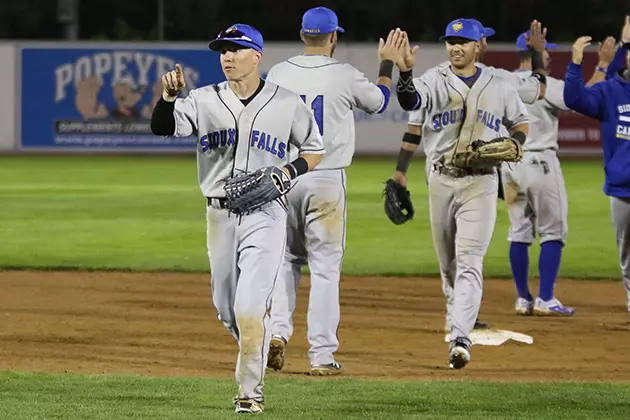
[206,197,229,209]
[433,164,495,178]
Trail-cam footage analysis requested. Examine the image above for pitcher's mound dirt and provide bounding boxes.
[0,271,628,382]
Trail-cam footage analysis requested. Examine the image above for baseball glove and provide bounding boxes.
[224,166,292,214]
[383,179,415,225]
[453,137,523,167]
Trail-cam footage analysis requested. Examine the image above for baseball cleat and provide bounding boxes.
[449,339,471,370]
[533,297,575,316]
[310,361,343,376]
[515,297,534,315]
[235,399,264,414]
[267,335,286,371]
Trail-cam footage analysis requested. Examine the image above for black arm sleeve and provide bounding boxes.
[396,70,421,111]
[150,97,176,136]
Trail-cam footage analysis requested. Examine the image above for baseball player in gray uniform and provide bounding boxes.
[264,7,400,375]
[389,19,548,334]
[393,19,529,369]
[501,31,575,317]
[150,24,324,414]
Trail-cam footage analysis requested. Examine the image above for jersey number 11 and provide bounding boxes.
[300,95,324,136]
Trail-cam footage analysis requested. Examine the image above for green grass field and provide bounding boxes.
[1,155,627,419]
[2,372,630,420]
[0,156,619,278]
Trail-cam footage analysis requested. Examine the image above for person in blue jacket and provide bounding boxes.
[564,27,630,323]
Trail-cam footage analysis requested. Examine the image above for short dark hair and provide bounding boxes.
[301,32,332,47]
[518,50,532,61]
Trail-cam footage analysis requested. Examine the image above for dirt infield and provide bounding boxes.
[0,271,628,382]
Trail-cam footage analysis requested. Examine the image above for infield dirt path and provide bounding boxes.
[0,271,628,382]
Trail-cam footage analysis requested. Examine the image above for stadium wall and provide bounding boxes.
[1,41,606,156]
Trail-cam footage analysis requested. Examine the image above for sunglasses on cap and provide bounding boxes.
[216,27,262,50]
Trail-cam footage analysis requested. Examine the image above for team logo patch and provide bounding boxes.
[452,22,464,32]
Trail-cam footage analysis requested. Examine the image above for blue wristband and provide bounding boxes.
[596,66,607,73]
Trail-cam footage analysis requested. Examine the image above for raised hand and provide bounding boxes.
[572,36,592,65]
[526,20,547,52]
[162,63,186,101]
[597,36,618,67]
[378,28,405,63]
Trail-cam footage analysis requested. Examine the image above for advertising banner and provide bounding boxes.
[20,46,223,150]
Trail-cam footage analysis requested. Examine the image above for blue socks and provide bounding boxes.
[509,242,531,300]
[539,240,563,301]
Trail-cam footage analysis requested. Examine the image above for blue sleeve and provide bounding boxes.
[563,63,605,120]
[607,46,627,79]
[376,84,391,114]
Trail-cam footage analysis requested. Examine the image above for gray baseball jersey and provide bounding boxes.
[173,80,325,196]
[265,55,386,169]
[264,54,387,366]
[411,65,529,353]
[501,72,569,245]
[410,65,529,168]
[170,79,324,401]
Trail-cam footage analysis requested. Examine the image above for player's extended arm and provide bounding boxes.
[391,124,422,187]
[586,37,619,86]
[394,32,423,111]
[564,37,605,120]
[526,20,548,100]
[151,63,198,136]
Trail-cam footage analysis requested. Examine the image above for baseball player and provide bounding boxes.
[501,30,576,316]
[386,19,548,334]
[150,24,325,414]
[391,19,529,369]
[564,30,630,324]
[264,7,400,375]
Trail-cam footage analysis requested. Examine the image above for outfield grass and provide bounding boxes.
[2,372,629,420]
[0,156,618,278]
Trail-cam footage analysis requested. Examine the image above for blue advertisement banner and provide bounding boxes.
[20,47,225,149]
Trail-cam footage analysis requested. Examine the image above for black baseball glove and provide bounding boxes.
[383,179,414,225]
[224,166,292,214]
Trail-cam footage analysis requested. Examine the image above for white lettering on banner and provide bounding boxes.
[113,51,135,87]
[54,51,200,103]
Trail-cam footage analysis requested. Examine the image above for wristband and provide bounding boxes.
[512,131,526,145]
[596,66,607,73]
[378,60,394,78]
[402,132,422,145]
[532,72,547,85]
[284,157,308,179]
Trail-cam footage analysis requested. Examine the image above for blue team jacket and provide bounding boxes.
[564,60,630,198]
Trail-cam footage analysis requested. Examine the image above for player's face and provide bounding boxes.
[445,38,479,68]
[219,44,261,81]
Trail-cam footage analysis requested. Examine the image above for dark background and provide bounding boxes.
[1,0,628,43]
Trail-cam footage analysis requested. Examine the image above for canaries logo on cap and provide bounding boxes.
[452,21,464,32]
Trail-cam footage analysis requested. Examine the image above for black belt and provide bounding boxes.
[433,164,495,178]
[206,197,228,209]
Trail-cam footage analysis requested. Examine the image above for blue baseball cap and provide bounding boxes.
[467,18,496,38]
[301,7,345,35]
[209,24,264,53]
[440,19,482,42]
[516,31,556,52]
